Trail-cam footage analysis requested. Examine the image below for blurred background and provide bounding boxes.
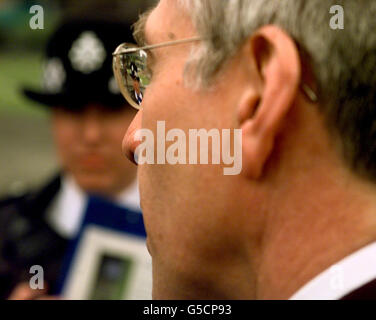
[0,0,153,198]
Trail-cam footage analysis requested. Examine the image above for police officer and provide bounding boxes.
[0,17,141,299]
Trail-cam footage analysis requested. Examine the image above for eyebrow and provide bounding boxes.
[133,9,153,47]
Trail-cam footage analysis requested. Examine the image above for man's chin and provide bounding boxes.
[74,174,113,196]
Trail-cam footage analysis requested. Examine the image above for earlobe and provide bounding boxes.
[239,25,301,180]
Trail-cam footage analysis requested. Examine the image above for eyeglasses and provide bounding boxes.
[112,37,201,109]
[112,37,318,110]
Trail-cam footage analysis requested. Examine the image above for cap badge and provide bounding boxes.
[43,57,66,93]
[68,31,106,74]
[108,76,120,94]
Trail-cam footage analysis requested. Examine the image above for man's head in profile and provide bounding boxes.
[120,0,376,299]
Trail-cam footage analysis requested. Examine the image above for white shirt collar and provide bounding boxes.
[115,178,141,212]
[46,176,141,239]
[289,241,376,300]
[46,175,86,239]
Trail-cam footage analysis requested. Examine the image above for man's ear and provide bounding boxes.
[238,25,301,179]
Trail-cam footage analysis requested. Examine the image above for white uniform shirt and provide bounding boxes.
[46,176,141,239]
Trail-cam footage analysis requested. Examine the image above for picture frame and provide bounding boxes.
[62,225,152,300]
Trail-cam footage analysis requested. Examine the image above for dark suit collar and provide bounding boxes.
[19,174,61,220]
[341,278,376,300]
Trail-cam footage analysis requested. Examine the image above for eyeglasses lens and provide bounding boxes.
[113,46,150,109]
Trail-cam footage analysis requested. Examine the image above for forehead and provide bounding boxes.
[145,0,195,43]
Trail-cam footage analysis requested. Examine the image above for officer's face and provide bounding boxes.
[51,103,137,196]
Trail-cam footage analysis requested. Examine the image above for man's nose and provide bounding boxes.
[82,112,103,144]
[123,110,142,165]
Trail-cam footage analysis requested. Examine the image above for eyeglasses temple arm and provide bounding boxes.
[113,37,203,56]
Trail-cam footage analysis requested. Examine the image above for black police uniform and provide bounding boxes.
[0,175,67,299]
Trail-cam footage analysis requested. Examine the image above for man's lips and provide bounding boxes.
[79,154,107,169]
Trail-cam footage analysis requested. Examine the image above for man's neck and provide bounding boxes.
[254,167,376,299]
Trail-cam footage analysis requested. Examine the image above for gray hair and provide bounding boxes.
[178,0,376,181]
